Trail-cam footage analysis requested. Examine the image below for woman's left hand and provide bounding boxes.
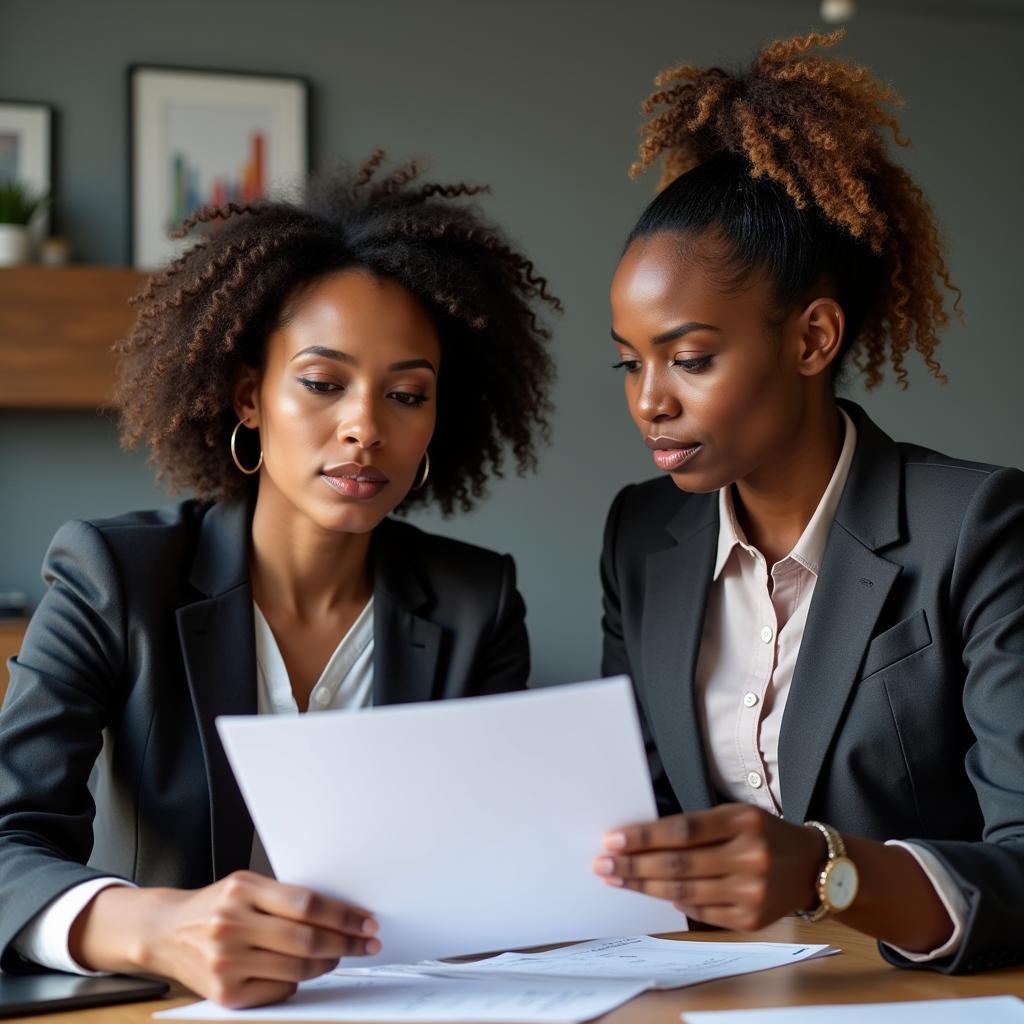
[593,803,827,931]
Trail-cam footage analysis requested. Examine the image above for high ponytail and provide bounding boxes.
[628,30,960,389]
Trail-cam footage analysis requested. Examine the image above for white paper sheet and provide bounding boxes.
[154,972,650,1023]
[216,677,684,967]
[364,935,839,990]
[681,996,1024,1023]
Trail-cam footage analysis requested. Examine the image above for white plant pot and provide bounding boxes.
[0,224,30,266]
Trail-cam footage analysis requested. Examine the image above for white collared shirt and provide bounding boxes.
[695,409,967,962]
[13,599,374,974]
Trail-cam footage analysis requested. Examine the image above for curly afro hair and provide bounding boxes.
[627,30,961,389]
[114,150,560,514]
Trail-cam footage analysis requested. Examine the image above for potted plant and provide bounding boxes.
[0,181,49,266]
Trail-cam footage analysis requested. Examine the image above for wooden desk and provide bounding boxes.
[21,918,1024,1022]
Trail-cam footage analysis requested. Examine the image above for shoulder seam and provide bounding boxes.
[903,461,991,477]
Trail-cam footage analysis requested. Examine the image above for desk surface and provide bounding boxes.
[22,918,1024,1022]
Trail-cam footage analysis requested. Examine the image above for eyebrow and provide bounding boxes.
[290,345,437,374]
[611,322,721,347]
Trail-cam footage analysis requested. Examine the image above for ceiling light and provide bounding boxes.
[821,0,857,22]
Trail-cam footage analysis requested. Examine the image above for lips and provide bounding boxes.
[323,463,388,483]
[321,462,389,500]
[645,436,704,472]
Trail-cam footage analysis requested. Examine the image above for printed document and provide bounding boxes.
[154,972,650,1023]
[373,934,839,989]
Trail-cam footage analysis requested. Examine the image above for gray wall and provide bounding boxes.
[2,0,1022,685]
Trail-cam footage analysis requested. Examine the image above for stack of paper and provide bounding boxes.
[155,936,841,1023]
[364,935,840,990]
[681,996,1024,1023]
[154,973,650,1023]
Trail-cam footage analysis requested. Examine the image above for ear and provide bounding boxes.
[233,364,262,427]
[794,297,845,378]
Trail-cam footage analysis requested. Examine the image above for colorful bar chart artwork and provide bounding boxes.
[169,132,266,229]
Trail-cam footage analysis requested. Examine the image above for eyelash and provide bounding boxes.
[297,379,429,406]
[611,356,713,375]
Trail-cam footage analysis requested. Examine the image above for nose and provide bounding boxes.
[338,392,384,450]
[634,365,681,424]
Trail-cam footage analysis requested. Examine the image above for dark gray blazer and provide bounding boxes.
[601,401,1024,974]
[0,499,529,969]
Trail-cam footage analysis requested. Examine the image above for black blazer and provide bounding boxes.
[0,499,529,968]
[601,401,1024,974]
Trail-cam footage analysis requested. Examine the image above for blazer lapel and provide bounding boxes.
[176,501,257,881]
[371,519,441,707]
[778,403,903,824]
[641,494,718,813]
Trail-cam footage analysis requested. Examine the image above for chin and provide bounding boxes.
[311,503,391,535]
[668,469,729,495]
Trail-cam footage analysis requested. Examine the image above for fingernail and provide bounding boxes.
[593,857,615,876]
[362,919,379,936]
[603,876,624,887]
[366,938,382,955]
[603,832,627,851]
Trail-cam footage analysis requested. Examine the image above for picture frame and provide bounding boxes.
[128,65,310,270]
[0,100,54,238]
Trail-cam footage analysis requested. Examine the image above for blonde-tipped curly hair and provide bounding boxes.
[629,30,961,389]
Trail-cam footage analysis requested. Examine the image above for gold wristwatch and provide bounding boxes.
[795,820,859,922]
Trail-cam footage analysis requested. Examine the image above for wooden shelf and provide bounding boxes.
[0,617,28,704]
[0,265,148,408]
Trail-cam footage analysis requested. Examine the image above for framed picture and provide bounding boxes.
[0,100,53,236]
[129,65,309,269]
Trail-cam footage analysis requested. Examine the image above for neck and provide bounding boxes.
[249,481,373,622]
[732,396,845,568]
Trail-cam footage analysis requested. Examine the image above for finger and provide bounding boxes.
[602,805,753,854]
[593,847,729,882]
[610,875,737,905]
[227,873,378,937]
[226,950,340,985]
[209,978,299,1010]
[240,906,381,960]
[673,904,740,931]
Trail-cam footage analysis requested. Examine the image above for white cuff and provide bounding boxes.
[11,877,135,975]
[883,840,968,962]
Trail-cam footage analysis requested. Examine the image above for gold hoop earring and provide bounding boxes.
[230,419,263,475]
[412,451,430,491]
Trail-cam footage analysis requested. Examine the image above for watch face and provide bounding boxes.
[826,858,859,911]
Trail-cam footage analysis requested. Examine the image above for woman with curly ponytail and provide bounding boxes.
[593,32,1024,973]
[0,153,558,1006]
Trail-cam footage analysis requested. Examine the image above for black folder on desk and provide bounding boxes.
[0,971,168,1017]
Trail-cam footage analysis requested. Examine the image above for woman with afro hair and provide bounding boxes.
[593,32,1024,973]
[0,152,558,1006]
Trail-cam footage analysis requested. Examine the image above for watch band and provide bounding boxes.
[805,820,846,860]
[795,820,846,922]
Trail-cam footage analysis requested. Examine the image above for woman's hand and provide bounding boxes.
[592,803,825,931]
[71,871,380,1008]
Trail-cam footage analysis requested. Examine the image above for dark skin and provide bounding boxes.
[69,270,442,1008]
[593,230,954,952]
[237,270,439,708]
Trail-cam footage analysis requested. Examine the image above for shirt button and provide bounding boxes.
[747,771,763,790]
[760,625,774,644]
[314,688,331,707]
[743,692,759,708]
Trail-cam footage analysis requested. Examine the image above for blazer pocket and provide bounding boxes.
[860,609,932,680]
